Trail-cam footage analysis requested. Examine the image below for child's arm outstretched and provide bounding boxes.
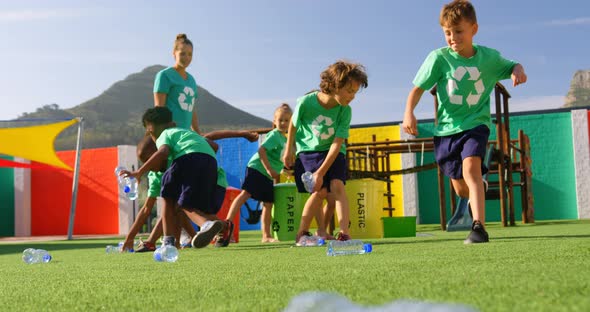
[511,64,527,87]
[121,196,157,251]
[402,86,426,136]
[119,146,170,183]
[204,130,259,142]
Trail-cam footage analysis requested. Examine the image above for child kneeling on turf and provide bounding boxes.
[120,106,225,248]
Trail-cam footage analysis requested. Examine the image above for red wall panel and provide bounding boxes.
[31,147,119,235]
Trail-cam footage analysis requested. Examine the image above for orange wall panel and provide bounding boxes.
[31,147,119,235]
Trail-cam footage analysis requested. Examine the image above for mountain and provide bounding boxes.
[564,70,590,108]
[17,65,271,150]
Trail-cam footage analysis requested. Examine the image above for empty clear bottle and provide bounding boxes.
[114,166,138,200]
[297,235,325,247]
[326,240,372,256]
[153,245,179,263]
[301,171,315,193]
[22,248,52,264]
[106,241,137,253]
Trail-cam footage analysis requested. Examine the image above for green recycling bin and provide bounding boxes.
[271,183,309,241]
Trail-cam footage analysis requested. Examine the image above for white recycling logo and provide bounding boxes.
[177,86,195,111]
[311,115,335,140]
[447,66,484,106]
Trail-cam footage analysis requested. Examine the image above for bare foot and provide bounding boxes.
[261,237,279,243]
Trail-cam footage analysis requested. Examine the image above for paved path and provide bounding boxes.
[0,234,121,243]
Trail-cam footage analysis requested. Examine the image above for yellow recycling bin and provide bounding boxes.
[343,179,385,239]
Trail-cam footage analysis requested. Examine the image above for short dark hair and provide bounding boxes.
[440,0,477,27]
[142,106,172,127]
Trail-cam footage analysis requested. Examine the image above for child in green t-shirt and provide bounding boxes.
[121,135,197,252]
[402,0,527,244]
[121,107,223,248]
[217,104,293,246]
[283,61,368,244]
[125,130,259,252]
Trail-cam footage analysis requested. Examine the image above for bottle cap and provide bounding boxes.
[124,186,131,193]
[363,243,372,253]
[317,238,325,246]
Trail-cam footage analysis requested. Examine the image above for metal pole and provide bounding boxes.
[67,118,84,240]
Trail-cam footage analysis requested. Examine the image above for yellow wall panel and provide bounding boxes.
[348,125,404,216]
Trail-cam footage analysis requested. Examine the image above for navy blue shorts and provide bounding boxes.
[294,152,347,193]
[433,125,489,180]
[160,153,218,214]
[242,167,274,203]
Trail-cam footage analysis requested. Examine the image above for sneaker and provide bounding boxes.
[336,232,351,241]
[295,231,313,246]
[464,221,489,244]
[214,220,234,248]
[135,240,156,253]
[192,220,224,248]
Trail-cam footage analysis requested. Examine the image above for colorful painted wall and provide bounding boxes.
[31,147,120,235]
[1,108,588,237]
[415,108,589,224]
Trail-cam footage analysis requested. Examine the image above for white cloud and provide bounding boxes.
[0,8,89,22]
[545,17,590,26]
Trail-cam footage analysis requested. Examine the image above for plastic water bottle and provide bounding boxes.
[326,239,372,256]
[284,291,478,312]
[153,245,179,263]
[179,230,192,248]
[22,248,52,264]
[105,241,137,253]
[301,171,315,193]
[105,244,121,254]
[297,235,325,247]
[114,166,138,200]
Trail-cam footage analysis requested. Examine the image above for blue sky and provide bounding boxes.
[1,0,588,124]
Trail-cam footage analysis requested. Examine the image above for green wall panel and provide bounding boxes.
[0,156,15,236]
[416,111,577,224]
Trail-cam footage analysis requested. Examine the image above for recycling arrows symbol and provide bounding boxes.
[447,66,484,106]
[178,86,196,111]
[311,115,335,140]
[272,221,280,232]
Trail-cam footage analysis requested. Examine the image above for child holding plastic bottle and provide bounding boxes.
[126,130,259,252]
[282,60,368,244]
[120,106,224,249]
[121,135,195,252]
[216,103,293,246]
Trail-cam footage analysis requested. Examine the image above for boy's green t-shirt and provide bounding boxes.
[292,91,352,155]
[153,67,198,130]
[247,128,287,179]
[147,171,163,198]
[156,128,216,161]
[413,44,517,136]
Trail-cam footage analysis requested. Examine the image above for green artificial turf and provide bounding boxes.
[0,220,589,311]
